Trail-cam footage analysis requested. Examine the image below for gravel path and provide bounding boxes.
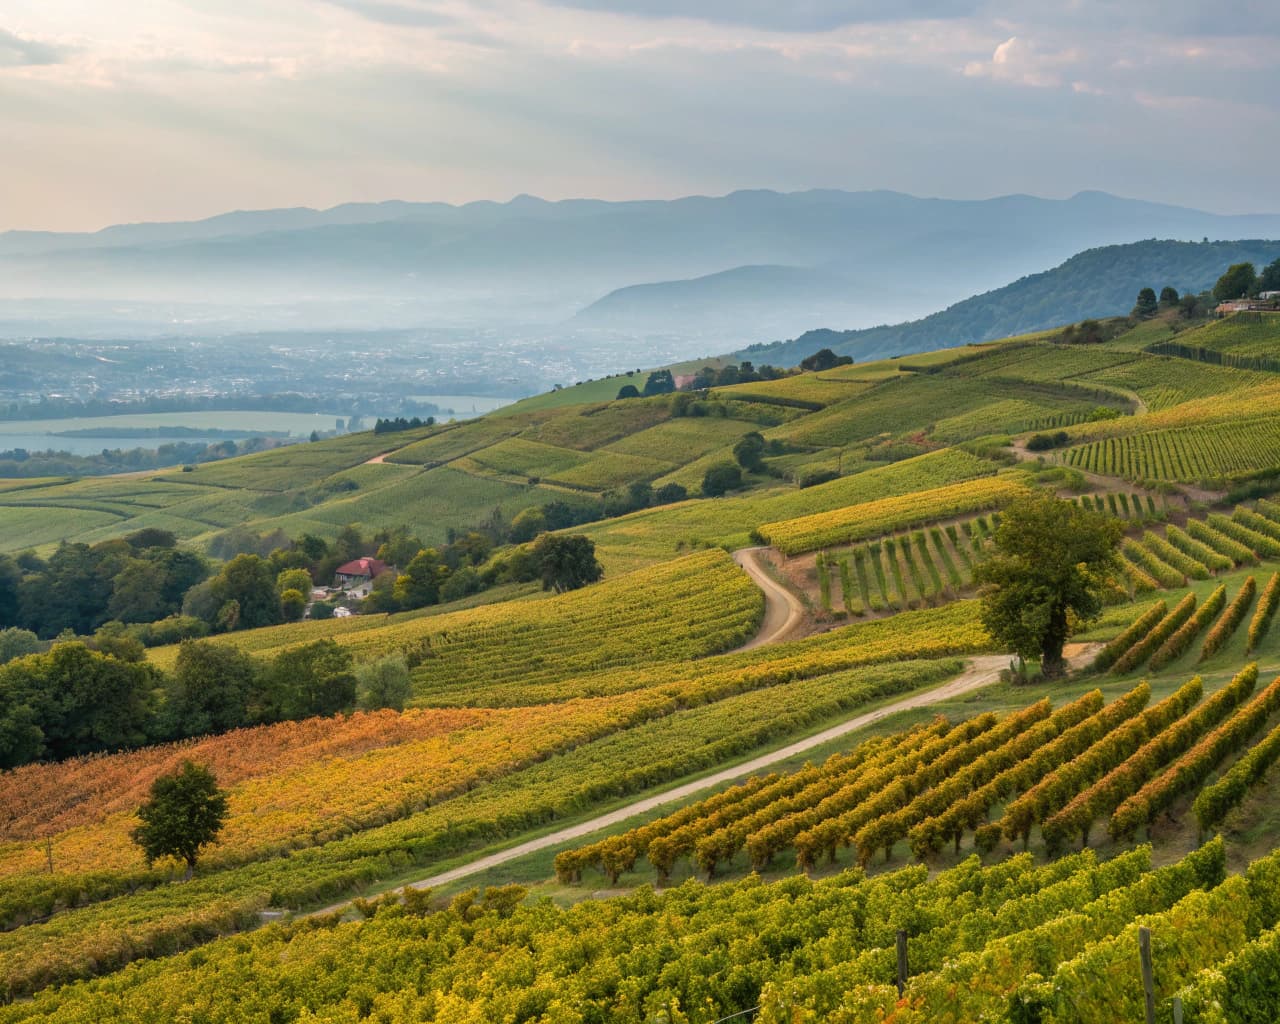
[311,643,1099,909]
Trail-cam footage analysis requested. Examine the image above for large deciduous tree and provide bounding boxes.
[210,554,282,631]
[531,534,603,593]
[167,639,259,737]
[131,760,228,878]
[259,639,357,722]
[974,491,1121,679]
[1213,262,1258,301]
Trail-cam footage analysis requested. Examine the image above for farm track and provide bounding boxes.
[312,642,1101,915]
[731,546,807,649]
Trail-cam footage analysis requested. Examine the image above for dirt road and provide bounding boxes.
[731,547,807,650]
[311,644,1098,908]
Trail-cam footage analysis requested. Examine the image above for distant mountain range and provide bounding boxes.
[741,239,1280,366]
[4,190,1280,342]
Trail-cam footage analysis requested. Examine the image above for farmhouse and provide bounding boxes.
[333,557,390,589]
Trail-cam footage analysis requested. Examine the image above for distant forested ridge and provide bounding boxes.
[746,239,1280,365]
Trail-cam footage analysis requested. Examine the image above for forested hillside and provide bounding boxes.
[751,239,1280,365]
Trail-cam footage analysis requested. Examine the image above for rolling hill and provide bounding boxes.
[747,238,1280,365]
[8,306,1280,1020]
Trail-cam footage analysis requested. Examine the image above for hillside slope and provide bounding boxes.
[747,238,1280,365]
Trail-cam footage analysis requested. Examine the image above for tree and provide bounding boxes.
[167,640,258,737]
[733,432,767,473]
[131,760,228,878]
[259,640,357,721]
[1259,258,1280,294]
[0,627,40,665]
[0,642,156,766]
[1159,286,1180,308]
[125,528,177,551]
[440,566,481,602]
[209,555,281,631]
[356,653,413,711]
[799,348,852,372]
[974,491,1121,679]
[531,534,603,593]
[1130,287,1158,320]
[373,527,423,570]
[642,369,675,396]
[509,507,547,544]
[616,384,641,399]
[276,568,313,597]
[654,483,688,505]
[280,588,307,622]
[394,549,447,608]
[1214,262,1258,301]
[0,556,19,628]
[107,559,170,624]
[702,463,743,497]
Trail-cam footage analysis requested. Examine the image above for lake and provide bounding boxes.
[0,397,514,456]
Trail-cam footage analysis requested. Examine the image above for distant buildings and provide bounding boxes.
[1215,299,1280,314]
[331,557,398,603]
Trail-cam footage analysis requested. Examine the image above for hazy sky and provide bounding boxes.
[3,0,1277,231]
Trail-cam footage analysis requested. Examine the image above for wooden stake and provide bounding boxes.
[1138,926,1156,1024]
[896,930,909,997]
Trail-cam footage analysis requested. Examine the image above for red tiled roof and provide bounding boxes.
[334,557,388,578]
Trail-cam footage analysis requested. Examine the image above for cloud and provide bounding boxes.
[963,35,1081,89]
[540,0,981,33]
[0,27,67,68]
[319,0,458,27]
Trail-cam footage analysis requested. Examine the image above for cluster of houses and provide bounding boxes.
[308,557,395,618]
[1216,292,1280,314]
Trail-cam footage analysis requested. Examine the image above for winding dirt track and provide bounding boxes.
[731,547,807,650]
[314,637,1100,910]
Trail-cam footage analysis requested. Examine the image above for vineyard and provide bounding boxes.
[558,662,1280,890]
[1063,417,1280,485]
[146,548,765,685]
[758,475,1026,555]
[0,656,967,998]
[7,836,1280,1024]
[815,493,1175,615]
[12,305,1280,1020]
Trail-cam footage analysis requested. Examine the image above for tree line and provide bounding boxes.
[0,633,415,770]
[1128,257,1280,320]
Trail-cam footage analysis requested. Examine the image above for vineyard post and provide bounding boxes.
[1172,996,1183,1024]
[1138,926,1156,1024]
[895,930,908,996]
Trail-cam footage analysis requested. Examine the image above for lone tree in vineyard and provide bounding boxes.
[131,760,228,879]
[975,491,1121,679]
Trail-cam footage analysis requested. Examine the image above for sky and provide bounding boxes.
[2,0,1278,232]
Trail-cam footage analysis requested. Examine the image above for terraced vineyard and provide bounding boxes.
[560,656,1280,890]
[12,307,1280,1021]
[758,475,1027,555]
[147,548,765,684]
